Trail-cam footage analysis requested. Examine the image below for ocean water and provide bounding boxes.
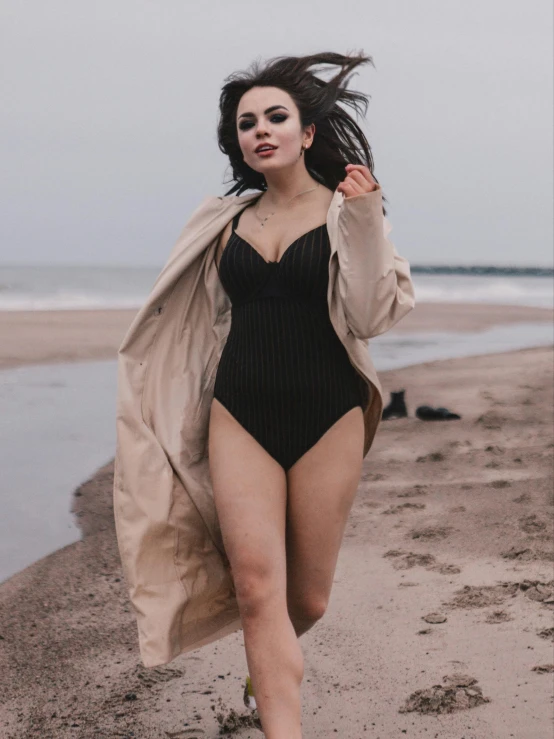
[0,264,553,310]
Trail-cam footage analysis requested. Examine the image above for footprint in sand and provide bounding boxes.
[443,580,554,611]
[475,411,504,430]
[513,492,532,503]
[484,609,513,624]
[385,550,436,569]
[443,582,518,610]
[501,545,553,562]
[399,673,490,715]
[519,580,554,605]
[384,550,461,575]
[519,514,547,533]
[360,471,386,481]
[416,451,446,463]
[430,563,462,574]
[397,485,428,498]
[485,444,505,454]
[360,500,382,509]
[382,502,426,514]
[409,526,455,541]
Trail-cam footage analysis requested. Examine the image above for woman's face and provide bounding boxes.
[236,86,312,173]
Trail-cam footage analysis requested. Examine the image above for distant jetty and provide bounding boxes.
[410,265,553,277]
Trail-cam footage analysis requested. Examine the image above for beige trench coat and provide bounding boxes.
[113,185,415,667]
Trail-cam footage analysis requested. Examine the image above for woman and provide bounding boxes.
[113,51,415,737]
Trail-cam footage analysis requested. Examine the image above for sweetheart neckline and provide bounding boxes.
[231,222,328,265]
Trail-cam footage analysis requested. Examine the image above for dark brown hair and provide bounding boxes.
[217,51,386,212]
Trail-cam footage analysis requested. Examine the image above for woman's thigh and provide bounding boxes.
[208,398,289,603]
[285,406,365,611]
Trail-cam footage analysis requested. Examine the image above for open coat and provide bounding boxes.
[113,184,415,667]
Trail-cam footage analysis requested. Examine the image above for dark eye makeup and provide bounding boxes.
[238,114,287,131]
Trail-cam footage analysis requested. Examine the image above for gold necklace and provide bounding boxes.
[254,183,320,228]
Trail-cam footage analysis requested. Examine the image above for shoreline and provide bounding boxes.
[0,302,552,369]
[0,345,552,737]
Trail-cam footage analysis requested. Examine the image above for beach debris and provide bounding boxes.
[399,673,490,715]
[537,627,554,641]
[422,612,447,624]
[532,664,554,673]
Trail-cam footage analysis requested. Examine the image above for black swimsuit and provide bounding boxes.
[213,201,366,472]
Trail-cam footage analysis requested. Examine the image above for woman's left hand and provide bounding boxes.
[337,164,379,198]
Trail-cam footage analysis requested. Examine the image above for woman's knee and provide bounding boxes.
[288,592,328,630]
[232,560,284,618]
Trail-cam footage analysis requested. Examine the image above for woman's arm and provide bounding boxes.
[336,166,415,340]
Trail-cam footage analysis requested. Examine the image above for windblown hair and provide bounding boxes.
[217,51,386,212]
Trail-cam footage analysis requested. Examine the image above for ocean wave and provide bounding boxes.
[413,279,553,308]
[0,292,145,311]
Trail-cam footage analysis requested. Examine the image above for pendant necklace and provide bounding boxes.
[254,182,320,228]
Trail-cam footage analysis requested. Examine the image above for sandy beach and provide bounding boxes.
[0,302,552,368]
[0,304,552,738]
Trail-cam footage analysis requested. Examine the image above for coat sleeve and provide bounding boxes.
[336,185,415,340]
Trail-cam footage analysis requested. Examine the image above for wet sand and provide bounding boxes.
[0,344,552,738]
[0,302,552,368]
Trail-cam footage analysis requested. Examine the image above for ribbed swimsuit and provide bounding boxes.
[213,200,367,472]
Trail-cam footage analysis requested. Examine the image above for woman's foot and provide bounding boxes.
[243,674,257,709]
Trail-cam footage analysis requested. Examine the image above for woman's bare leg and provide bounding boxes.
[209,398,303,738]
[285,407,365,637]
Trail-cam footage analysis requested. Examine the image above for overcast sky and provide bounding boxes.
[1,0,552,267]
